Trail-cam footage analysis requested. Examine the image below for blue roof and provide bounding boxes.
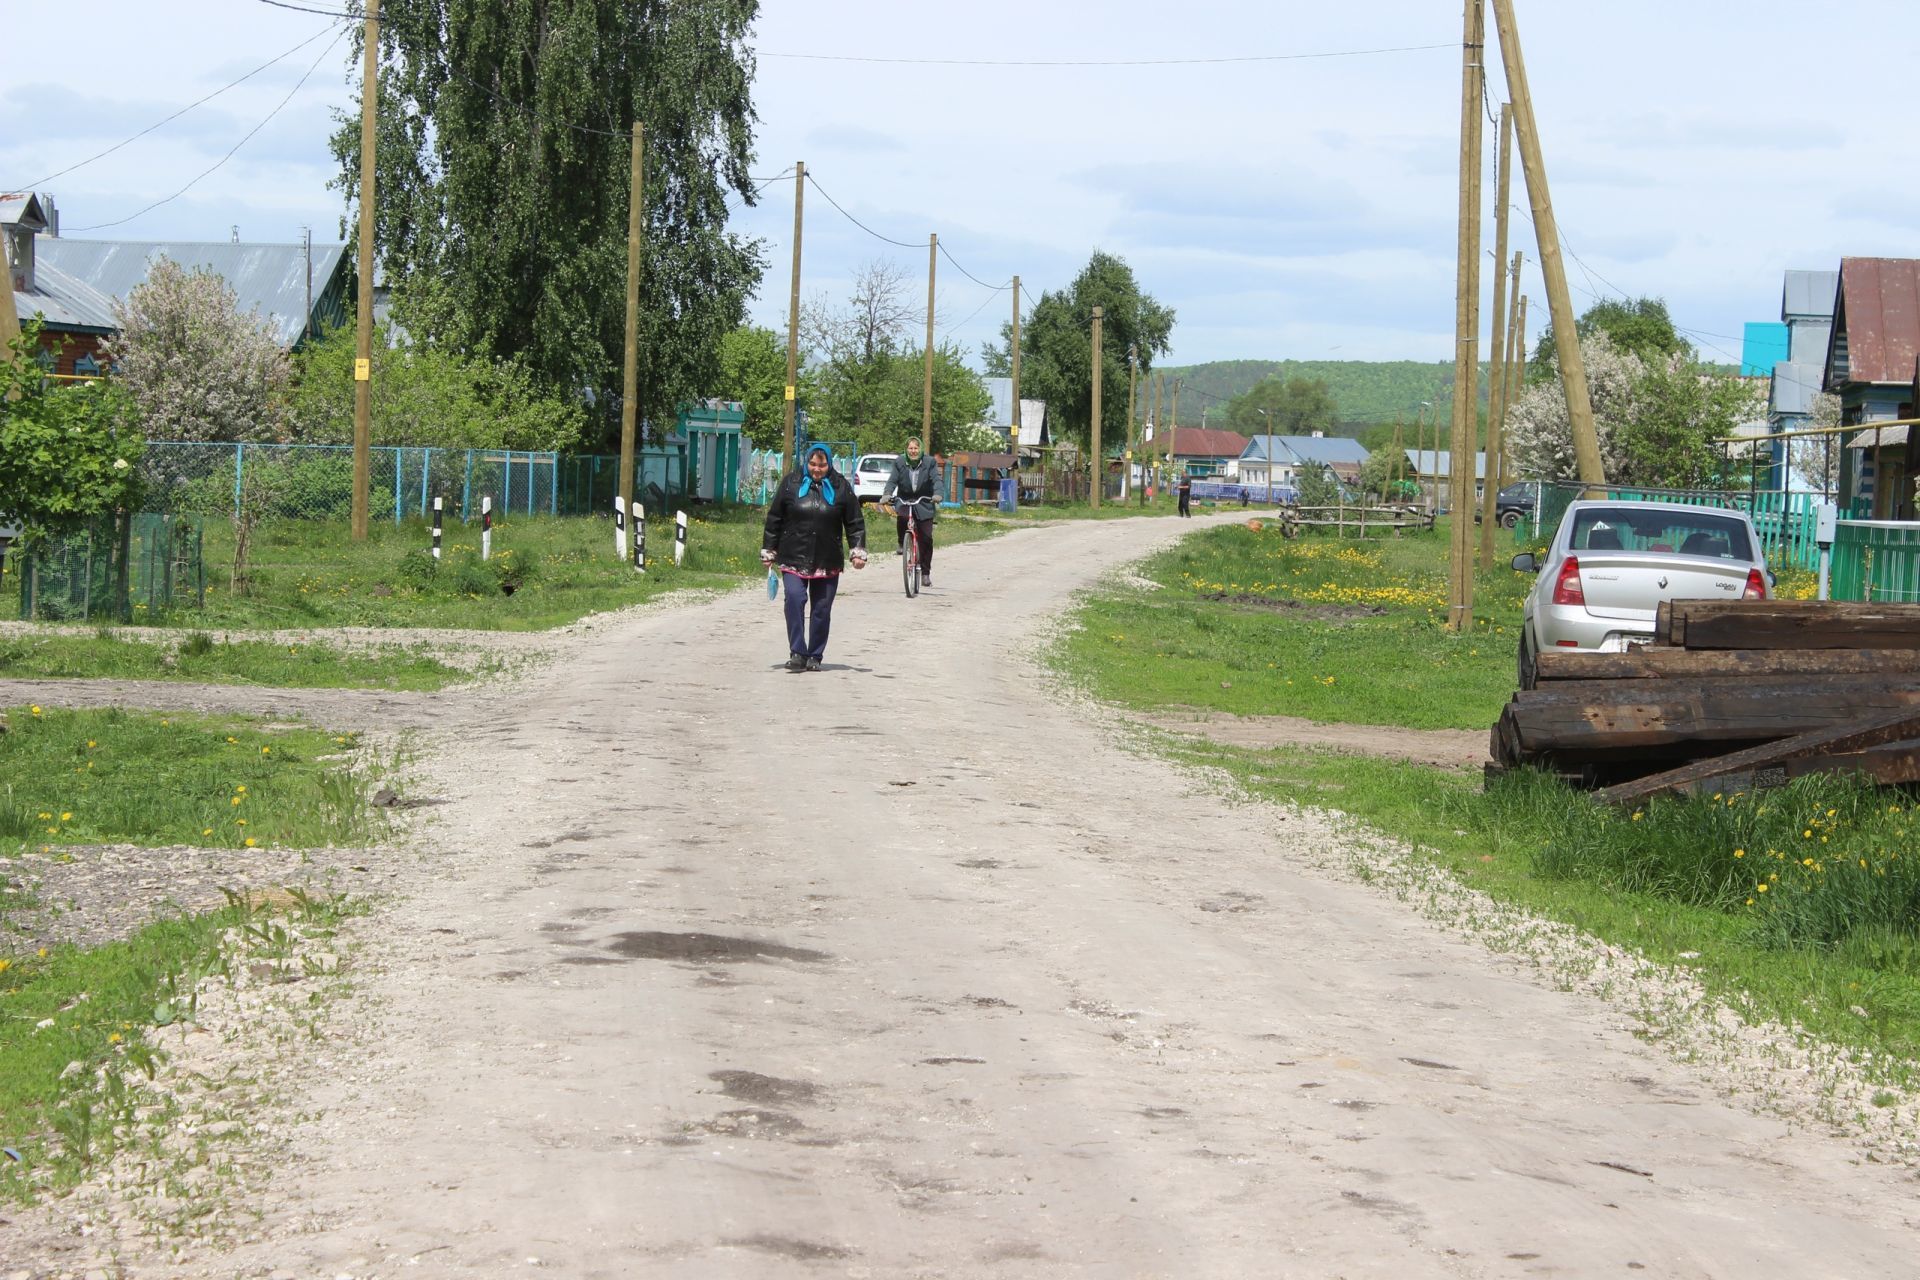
[1742,322,1789,377]
[1240,434,1370,466]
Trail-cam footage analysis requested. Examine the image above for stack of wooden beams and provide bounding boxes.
[1489,600,1920,803]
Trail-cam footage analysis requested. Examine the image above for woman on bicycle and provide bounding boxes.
[761,444,867,672]
[883,437,939,584]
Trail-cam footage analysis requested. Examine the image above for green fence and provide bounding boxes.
[1831,522,1920,603]
[11,514,205,621]
[142,442,561,523]
[555,446,692,516]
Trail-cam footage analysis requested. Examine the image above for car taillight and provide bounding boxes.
[1743,567,1767,600]
[1551,556,1585,606]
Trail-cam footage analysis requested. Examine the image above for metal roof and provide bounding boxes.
[1160,427,1247,458]
[1844,422,1910,450]
[1402,449,1487,481]
[1828,257,1920,387]
[13,259,118,331]
[983,376,1048,447]
[1770,360,1825,415]
[1787,319,1830,365]
[31,236,348,347]
[1781,269,1838,321]
[1243,434,1370,466]
[0,193,50,231]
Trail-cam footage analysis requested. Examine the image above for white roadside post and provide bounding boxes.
[613,493,629,561]
[431,497,443,559]
[481,495,493,561]
[632,500,646,572]
[674,510,688,567]
[1815,500,1838,600]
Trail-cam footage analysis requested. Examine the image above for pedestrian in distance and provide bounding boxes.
[1177,471,1193,518]
[883,436,939,586]
[761,444,867,672]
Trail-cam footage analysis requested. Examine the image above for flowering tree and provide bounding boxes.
[1788,392,1842,494]
[1505,331,1763,489]
[104,258,290,442]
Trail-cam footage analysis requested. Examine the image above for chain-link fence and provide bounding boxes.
[555,446,692,516]
[11,514,205,621]
[141,442,564,524]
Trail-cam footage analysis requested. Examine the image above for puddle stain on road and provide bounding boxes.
[709,1070,824,1107]
[581,930,833,964]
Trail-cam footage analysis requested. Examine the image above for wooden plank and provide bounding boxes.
[1654,600,1673,647]
[1534,647,1920,683]
[1513,672,1920,705]
[1667,600,1920,651]
[1592,707,1920,805]
[1505,679,1920,754]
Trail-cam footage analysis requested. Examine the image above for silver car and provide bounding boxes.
[1511,499,1771,688]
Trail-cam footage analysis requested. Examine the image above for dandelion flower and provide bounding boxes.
[243,837,258,848]
[59,812,71,822]
[1733,849,1746,859]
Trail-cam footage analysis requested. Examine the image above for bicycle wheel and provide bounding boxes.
[901,532,919,597]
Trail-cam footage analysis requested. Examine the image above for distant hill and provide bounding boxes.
[1157,359,1474,438]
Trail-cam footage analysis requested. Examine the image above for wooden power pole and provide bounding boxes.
[618,121,645,527]
[923,234,937,456]
[1010,275,1022,455]
[1126,346,1138,501]
[0,233,20,357]
[1089,305,1104,509]
[1490,0,1605,493]
[1498,251,1524,487]
[1478,102,1513,571]
[782,161,805,471]
[1447,0,1485,631]
[349,0,380,542]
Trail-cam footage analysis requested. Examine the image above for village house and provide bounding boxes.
[1822,257,1920,518]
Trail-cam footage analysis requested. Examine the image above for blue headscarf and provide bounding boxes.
[797,444,835,504]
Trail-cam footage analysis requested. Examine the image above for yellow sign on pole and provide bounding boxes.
[783,384,796,401]
[354,358,371,381]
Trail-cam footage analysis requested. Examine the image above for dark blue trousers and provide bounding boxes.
[781,573,839,659]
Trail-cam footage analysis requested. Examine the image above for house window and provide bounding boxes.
[74,354,100,377]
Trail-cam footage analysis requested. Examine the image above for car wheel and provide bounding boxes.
[1517,632,1537,691]
[1500,509,1522,529]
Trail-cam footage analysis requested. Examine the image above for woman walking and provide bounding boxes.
[761,444,867,671]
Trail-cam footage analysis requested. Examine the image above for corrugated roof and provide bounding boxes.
[1782,269,1838,321]
[1770,360,1825,415]
[1844,422,1910,449]
[1243,434,1370,466]
[1829,257,1920,387]
[1787,319,1830,365]
[32,237,348,347]
[1402,449,1487,481]
[13,259,117,331]
[1161,427,1247,458]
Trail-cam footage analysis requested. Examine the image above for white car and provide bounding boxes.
[1511,499,1772,688]
[853,453,897,503]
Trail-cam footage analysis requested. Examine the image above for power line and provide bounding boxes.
[937,240,1010,292]
[69,25,350,233]
[7,20,348,191]
[760,41,1455,68]
[803,172,924,249]
[253,0,359,15]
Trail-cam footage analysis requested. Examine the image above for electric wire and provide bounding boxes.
[803,171,923,249]
[761,42,1455,67]
[7,19,348,191]
[937,240,1011,292]
[68,24,351,233]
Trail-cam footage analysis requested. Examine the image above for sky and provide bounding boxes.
[6,1,1920,375]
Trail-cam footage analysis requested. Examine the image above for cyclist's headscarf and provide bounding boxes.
[797,443,835,504]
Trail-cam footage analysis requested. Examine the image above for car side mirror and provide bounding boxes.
[1510,552,1538,573]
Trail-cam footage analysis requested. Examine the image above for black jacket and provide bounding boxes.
[763,466,867,573]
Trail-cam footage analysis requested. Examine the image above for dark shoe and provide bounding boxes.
[805,656,822,672]
[785,654,806,672]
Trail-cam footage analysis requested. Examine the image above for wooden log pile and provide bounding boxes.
[1489,600,1920,803]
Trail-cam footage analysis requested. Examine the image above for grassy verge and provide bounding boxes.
[1057,518,1920,1077]
[95,506,1002,631]
[0,888,360,1201]
[0,630,476,690]
[0,707,383,857]
[972,493,1185,521]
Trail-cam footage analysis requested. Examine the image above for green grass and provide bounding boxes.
[97,506,1003,631]
[1057,518,1920,1077]
[0,707,384,858]
[0,888,359,1201]
[1059,521,1526,729]
[973,493,1187,521]
[0,630,475,690]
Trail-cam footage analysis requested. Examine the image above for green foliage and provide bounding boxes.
[1224,375,1338,437]
[1292,462,1344,508]
[1162,358,1462,434]
[714,326,815,451]
[0,327,145,545]
[0,631,469,691]
[1356,445,1418,499]
[338,0,765,446]
[1531,296,1689,380]
[981,251,1174,451]
[291,323,587,451]
[811,344,989,455]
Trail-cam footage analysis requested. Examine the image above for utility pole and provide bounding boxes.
[618,121,645,532]
[1388,414,1406,498]
[1478,103,1514,571]
[1498,251,1524,489]
[1126,345,1138,501]
[1491,0,1604,493]
[1010,275,1022,456]
[0,233,20,357]
[783,161,805,471]
[349,0,380,542]
[1505,294,1528,486]
[1150,373,1163,495]
[1089,305,1104,508]
[1415,401,1432,511]
[1447,0,1485,632]
[923,233,937,456]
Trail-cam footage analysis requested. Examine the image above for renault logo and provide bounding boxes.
[1657,575,1669,589]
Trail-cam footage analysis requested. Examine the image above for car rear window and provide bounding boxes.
[1569,509,1752,559]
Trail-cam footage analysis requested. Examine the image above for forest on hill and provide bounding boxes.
[1156,359,1480,439]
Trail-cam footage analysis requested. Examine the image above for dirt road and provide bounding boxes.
[21,515,1920,1277]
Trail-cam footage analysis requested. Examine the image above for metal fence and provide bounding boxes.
[555,447,693,516]
[1832,521,1920,602]
[11,514,205,621]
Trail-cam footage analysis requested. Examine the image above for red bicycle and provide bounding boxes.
[883,499,928,597]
